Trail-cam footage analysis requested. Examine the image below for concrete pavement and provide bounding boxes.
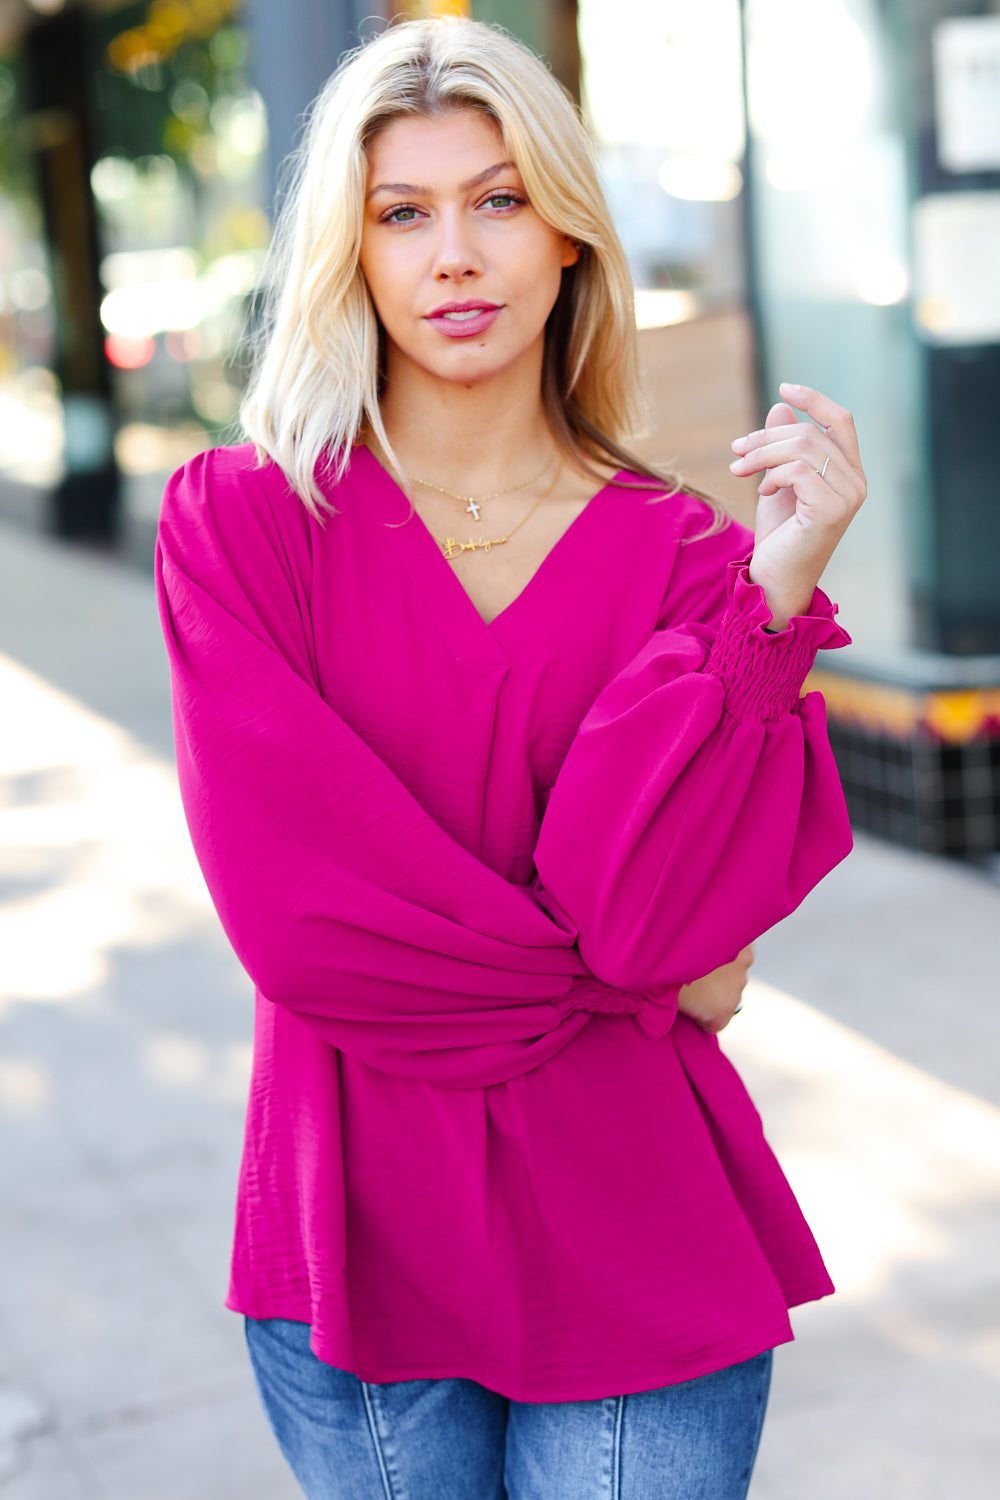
[1,516,998,1498]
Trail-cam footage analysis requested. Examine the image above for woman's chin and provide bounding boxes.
[393,338,540,394]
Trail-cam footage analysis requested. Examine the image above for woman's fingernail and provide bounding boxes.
[731,437,748,453]
[730,458,745,472]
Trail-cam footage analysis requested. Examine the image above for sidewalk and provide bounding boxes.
[1,518,998,1499]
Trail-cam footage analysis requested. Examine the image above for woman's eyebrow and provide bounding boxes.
[366,161,518,200]
[459,160,517,192]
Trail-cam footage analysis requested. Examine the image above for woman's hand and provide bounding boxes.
[677,947,754,1034]
[729,383,867,631]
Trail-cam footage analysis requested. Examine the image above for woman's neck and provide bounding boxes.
[377,359,561,495]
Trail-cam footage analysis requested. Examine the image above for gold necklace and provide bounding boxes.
[406,450,556,523]
[433,458,564,560]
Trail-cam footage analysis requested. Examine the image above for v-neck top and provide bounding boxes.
[156,442,852,1401]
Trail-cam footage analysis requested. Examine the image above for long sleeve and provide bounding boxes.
[155,454,633,1088]
[532,539,853,1019]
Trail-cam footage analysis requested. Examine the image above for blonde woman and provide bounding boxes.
[156,16,866,1499]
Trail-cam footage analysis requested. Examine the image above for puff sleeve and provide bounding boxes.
[532,518,853,1026]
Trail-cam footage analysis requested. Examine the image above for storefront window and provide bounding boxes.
[0,47,61,491]
[577,0,746,329]
[0,0,270,521]
[91,0,269,486]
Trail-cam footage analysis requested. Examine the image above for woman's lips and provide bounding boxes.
[425,304,502,339]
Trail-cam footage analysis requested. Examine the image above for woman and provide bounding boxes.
[156,16,866,1499]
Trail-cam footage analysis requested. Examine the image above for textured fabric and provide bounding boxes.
[156,443,852,1402]
[245,1316,772,1500]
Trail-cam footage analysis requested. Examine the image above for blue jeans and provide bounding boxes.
[245,1318,772,1500]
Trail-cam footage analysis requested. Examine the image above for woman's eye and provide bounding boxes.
[483,192,522,210]
[384,205,419,224]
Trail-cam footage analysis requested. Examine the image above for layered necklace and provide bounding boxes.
[405,450,563,560]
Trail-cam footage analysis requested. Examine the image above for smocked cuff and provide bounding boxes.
[557,976,679,1040]
[564,974,643,1015]
[705,558,851,724]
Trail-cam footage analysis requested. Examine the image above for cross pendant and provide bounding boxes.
[465,498,482,521]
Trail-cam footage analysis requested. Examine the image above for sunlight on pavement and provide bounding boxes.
[141,1029,252,1103]
[0,1056,52,1115]
[0,650,213,1012]
[725,980,1000,1313]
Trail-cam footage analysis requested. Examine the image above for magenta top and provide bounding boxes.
[155,443,852,1402]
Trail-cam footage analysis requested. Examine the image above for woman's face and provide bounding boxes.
[359,109,579,395]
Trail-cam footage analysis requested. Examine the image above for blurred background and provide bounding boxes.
[0,2,998,1497]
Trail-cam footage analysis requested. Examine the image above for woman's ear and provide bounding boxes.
[561,237,582,268]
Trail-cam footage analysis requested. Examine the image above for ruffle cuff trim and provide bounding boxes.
[704,558,851,723]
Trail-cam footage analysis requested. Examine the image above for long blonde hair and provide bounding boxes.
[241,15,709,518]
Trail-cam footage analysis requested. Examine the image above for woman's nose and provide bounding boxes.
[432,211,482,281]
